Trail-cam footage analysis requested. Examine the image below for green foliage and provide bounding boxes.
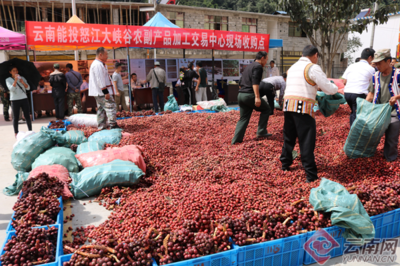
[345,36,362,64]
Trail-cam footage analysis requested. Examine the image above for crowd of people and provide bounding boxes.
[232,45,400,183]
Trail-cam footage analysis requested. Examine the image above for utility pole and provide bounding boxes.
[72,0,79,60]
[370,2,378,48]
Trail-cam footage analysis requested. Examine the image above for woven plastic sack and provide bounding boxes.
[13,131,36,148]
[41,127,87,147]
[316,92,346,117]
[210,105,231,112]
[70,159,144,199]
[310,178,375,243]
[32,147,79,172]
[29,165,73,199]
[11,130,55,172]
[76,141,104,155]
[3,172,29,196]
[75,145,146,173]
[164,94,179,112]
[68,114,104,127]
[344,99,392,159]
[88,128,122,147]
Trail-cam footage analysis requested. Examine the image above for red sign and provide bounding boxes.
[26,21,270,52]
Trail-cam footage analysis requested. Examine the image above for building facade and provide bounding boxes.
[0,0,347,76]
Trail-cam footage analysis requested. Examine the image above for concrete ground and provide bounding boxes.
[0,103,400,266]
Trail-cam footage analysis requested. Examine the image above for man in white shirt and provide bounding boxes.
[267,60,280,77]
[342,48,375,126]
[280,45,338,183]
[89,47,119,130]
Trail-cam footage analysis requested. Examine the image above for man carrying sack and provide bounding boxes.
[366,49,400,162]
[280,45,338,183]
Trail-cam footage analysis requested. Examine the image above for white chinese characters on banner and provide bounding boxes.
[173,31,181,46]
[102,28,111,44]
[69,27,79,43]
[45,26,55,43]
[143,30,152,45]
[80,27,90,43]
[113,28,122,44]
[201,32,208,47]
[33,26,43,42]
[57,26,67,43]
[163,31,171,45]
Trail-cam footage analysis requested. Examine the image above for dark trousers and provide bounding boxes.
[260,82,275,115]
[182,87,192,105]
[231,92,271,144]
[384,119,400,162]
[11,98,32,134]
[344,93,366,127]
[152,88,164,112]
[280,112,317,181]
[53,96,65,120]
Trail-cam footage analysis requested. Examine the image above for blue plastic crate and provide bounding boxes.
[153,243,239,266]
[371,209,400,240]
[237,233,307,266]
[48,120,72,131]
[58,254,73,266]
[6,196,63,232]
[0,224,62,266]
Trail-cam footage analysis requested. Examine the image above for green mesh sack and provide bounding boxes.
[3,172,29,196]
[344,99,392,159]
[88,128,122,147]
[310,178,375,243]
[32,147,79,172]
[11,130,55,172]
[76,141,104,155]
[70,159,144,199]
[164,95,179,112]
[316,92,346,117]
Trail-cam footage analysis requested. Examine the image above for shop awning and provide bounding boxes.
[143,12,179,28]
[0,27,26,50]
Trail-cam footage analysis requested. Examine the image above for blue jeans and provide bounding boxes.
[152,88,164,112]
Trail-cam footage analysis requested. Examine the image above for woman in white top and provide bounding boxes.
[5,66,32,137]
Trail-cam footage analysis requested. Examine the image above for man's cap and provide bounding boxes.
[372,49,391,63]
[154,61,160,66]
[53,63,60,68]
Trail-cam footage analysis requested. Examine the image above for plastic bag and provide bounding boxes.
[70,159,144,199]
[11,131,55,172]
[75,145,146,173]
[13,131,36,148]
[310,178,375,243]
[29,165,73,199]
[3,172,29,196]
[88,128,122,146]
[344,99,392,159]
[316,92,346,117]
[76,141,104,155]
[164,94,179,112]
[32,147,80,172]
[180,105,193,112]
[68,114,106,128]
[197,98,227,110]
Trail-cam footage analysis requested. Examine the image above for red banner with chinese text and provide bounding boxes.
[26,21,270,52]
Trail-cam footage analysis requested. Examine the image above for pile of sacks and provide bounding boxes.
[5,123,146,199]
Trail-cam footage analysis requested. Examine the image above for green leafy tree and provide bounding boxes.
[345,36,362,64]
[279,0,397,77]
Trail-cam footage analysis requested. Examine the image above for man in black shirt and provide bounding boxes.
[182,62,199,105]
[232,51,270,144]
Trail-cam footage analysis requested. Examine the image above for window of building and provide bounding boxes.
[167,11,184,28]
[204,16,228,31]
[242,18,257,33]
[288,22,307,37]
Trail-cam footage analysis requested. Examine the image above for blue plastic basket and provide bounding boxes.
[237,233,307,266]
[371,208,400,240]
[153,244,239,266]
[303,226,346,265]
[58,254,73,266]
[48,120,72,131]
[6,197,63,232]
[0,224,62,266]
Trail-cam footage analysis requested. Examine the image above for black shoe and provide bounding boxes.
[282,166,290,171]
[4,117,10,121]
[257,133,272,138]
[306,179,318,183]
[111,124,121,129]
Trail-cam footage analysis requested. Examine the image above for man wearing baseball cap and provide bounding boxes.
[366,49,400,162]
[49,63,67,120]
[142,61,167,112]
